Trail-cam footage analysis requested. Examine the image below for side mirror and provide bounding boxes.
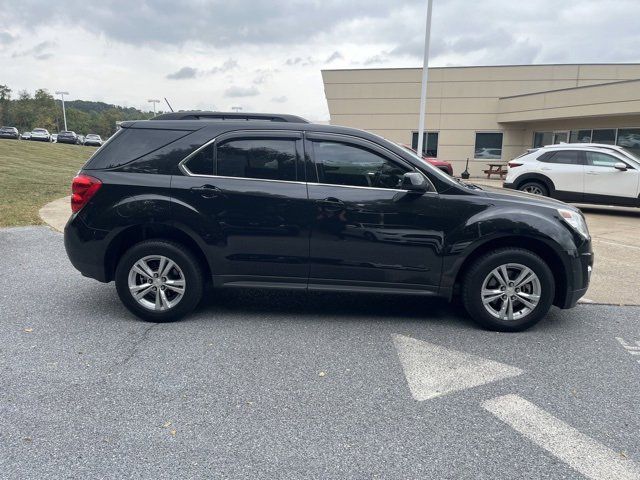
[401,172,428,193]
[614,162,628,171]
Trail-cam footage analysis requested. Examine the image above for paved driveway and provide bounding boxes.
[1,227,639,479]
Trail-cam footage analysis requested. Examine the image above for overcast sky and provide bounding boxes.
[1,0,638,120]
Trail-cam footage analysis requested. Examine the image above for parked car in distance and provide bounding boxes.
[21,131,31,140]
[0,126,19,139]
[57,131,79,145]
[50,134,58,143]
[400,144,454,175]
[30,128,51,142]
[83,133,103,146]
[504,143,640,207]
[64,113,592,332]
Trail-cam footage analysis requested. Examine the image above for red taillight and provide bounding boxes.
[71,174,102,213]
[508,162,523,168]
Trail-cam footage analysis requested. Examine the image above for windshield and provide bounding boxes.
[33,129,46,133]
[619,147,640,165]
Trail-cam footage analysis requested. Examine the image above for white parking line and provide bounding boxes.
[483,394,640,480]
[592,238,640,251]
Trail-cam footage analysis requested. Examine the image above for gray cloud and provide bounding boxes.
[363,53,389,66]
[0,31,15,45]
[209,58,238,74]
[224,85,259,97]
[167,59,238,80]
[11,40,56,60]
[325,51,343,63]
[272,95,287,103]
[166,66,198,80]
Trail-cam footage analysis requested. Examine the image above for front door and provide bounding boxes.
[584,151,640,206]
[537,149,585,201]
[171,130,314,287]
[305,133,443,293]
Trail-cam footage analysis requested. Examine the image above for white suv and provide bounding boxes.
[504,143,640,207]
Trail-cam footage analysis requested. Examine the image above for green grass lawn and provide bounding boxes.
[0,140,96,227]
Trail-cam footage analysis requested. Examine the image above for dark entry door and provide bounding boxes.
[305,133,443,293]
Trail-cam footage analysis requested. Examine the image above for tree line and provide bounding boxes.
[0,85,156,138]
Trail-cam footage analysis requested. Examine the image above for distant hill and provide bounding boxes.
[0,85,156,138]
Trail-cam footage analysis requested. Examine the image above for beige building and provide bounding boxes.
[322,64,640,176]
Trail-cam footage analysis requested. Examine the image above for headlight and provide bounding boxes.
[558,208,590,239]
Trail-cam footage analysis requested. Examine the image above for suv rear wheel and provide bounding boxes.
[518,181,548,196]
[115,240,204,322]
[461,248,555,332]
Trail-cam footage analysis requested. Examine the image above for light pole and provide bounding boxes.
[55,91,69,131]
[416,0,434,158]
[148,99,160,116]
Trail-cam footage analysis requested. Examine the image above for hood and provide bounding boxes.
[477,184,576,211]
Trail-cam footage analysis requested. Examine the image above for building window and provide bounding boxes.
[411,131,438,157]
[592,129,616,145]
[474,132,503,159]
[569,130,592,143]
[616,128,640,156]
[533,132,553,148]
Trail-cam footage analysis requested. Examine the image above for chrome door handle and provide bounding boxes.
[190,184,222,198]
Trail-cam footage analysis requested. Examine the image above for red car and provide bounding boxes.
[400,144,454,176]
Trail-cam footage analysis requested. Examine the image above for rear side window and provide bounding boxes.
[84,128,189,170]
[183,145,213,175]
[538,150,581,165]
[216,138,298,181]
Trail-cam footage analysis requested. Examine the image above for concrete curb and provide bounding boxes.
[39,196,70,233]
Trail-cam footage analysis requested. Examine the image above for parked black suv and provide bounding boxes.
[64,113,593,331]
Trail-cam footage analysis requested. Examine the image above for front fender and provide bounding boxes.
[440,206,580,294]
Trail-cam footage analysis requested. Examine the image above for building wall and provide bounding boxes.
[322,64,640,176]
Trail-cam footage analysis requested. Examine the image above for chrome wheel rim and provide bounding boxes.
[127,255,186,311]
[523,185,543,195]
[481,263,541,321]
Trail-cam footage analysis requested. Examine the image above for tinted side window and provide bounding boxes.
[312,141,409,189]
[84,128,189,170]
[586,152,623,167]
[184,145,213,175]
[216,138,298,181]
[538,150,580,165]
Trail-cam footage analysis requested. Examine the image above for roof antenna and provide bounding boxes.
[164,97,174,112]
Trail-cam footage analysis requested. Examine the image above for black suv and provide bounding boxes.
[64,112,593,331]
[57,131,80,145]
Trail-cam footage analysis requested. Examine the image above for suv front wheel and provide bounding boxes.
[462,248,555,331]
[115,240,204,322]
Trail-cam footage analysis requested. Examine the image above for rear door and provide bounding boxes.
[584,151,640,206]
[537,150,584,201]
[171,130,313,287]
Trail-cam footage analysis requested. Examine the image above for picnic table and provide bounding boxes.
[483,163,507,180]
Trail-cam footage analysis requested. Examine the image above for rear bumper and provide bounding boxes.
[64,214,110,282]
[503,182,516,190]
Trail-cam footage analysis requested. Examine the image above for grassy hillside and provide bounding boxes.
[0,139,96,227]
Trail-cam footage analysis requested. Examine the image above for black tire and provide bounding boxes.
[115,240,204,323]
[461,247,555,332]
[518,181,548,197]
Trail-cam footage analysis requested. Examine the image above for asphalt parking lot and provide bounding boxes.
[1,226,639,479]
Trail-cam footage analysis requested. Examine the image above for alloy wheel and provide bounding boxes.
[127,255,186,311]
[522,185,544,195]
[480,263,541,321]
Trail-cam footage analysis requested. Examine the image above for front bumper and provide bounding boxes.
[558,246,593,309]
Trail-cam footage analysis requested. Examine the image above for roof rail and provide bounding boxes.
[152,111,310,123]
